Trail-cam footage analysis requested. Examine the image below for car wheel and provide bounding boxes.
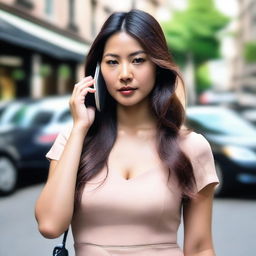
[214,161,229,197]
[0,156,17,195]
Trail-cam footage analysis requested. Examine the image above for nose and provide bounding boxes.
[119,62,133,84]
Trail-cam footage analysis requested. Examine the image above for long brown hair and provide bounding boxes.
[75,9,195,203]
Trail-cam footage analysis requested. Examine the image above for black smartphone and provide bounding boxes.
[94,63,106,111]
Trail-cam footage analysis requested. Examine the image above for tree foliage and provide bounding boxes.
[244,41,256,63]
[162,0,229,66]
[196,62,211,93]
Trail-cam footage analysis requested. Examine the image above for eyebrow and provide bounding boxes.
[103,50,146,58]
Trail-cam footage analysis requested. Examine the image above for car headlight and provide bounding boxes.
[223,146,256,163]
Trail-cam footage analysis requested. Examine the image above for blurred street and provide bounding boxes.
[1,1,256,256]
[0,181,256,256]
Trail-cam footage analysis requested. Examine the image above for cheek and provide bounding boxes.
[104,77,116,93]
[101,69,115,91]
[139,68,156,90]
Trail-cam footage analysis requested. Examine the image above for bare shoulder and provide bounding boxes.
[178,128,208,145]
[178,129,212,159]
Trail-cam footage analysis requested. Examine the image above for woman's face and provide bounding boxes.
[101,32,156,108]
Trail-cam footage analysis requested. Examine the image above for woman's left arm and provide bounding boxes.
[183,183,217,256]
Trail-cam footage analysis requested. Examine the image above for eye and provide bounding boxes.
[106,60,118,65]
[133,58,145,64]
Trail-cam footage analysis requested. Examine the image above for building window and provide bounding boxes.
[15,0,34,9]
[45,0,53,17]
[68,0,78,32]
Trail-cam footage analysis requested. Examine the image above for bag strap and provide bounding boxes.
[52,229,69,256]
[62,229,69,248]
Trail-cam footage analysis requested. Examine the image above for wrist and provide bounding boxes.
[71,123,90,135]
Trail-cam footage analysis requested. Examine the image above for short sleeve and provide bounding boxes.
[46,127,72,161]
[179,132,219,192]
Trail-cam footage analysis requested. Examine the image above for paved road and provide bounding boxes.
[0,183,256,256]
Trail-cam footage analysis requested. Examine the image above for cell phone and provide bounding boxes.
[94,63,106,111]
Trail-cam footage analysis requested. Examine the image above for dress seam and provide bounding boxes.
[74,242,179,249]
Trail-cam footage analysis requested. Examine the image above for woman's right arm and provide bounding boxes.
[35,76,96,238]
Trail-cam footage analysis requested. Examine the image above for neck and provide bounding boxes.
[117,100,157,134]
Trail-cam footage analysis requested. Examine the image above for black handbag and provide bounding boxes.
[52,229,69,256]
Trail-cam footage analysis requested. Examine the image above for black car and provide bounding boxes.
[241,108,256,127]
[0,96,71,195]
[186,106,256,196]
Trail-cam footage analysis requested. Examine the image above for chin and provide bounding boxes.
[117,102,136,108]
[118,100,148,109]
[115,95,150,108]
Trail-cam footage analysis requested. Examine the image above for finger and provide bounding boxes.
[87,106,96,111]
[77,76,93,84]
[80,87,96,97]
[76,83,96,98]
[71,79,95,104]
[73,88,96,104]
[75,82,95,96]
[74,81,95,97]
[74,76,93,88]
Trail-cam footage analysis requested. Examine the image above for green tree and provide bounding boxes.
[244,41,256,63]
[196,62,211,93]
[162,0,229,97]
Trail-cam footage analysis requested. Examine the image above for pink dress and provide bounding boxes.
[46,128,219,256]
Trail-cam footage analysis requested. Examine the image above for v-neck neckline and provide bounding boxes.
[112,168,157,182]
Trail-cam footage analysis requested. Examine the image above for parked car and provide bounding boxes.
[0,100,9,116]
[0,96,71,195]
[186,106,256,196]
[241,108,256,127]
[198,90,237,106]
[0,98,37,132]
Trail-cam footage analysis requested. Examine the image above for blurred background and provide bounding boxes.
[0,0,256,255]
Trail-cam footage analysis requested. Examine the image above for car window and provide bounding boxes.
[30,111,53,126]
[0,106,7,118]
[0,103,23,125]
[58,110,71,123]
[9,106,27,126]
[187,110,256,136]
[9,105,52,127]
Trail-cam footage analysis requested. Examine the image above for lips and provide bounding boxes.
[118,86,137,92]
[117,86,137,96]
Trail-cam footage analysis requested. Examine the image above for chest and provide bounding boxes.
[108,135,166,180]
[80,161,182,226]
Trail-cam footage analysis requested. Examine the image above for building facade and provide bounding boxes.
[0,0,94,99]
[234,0,256,102]
[0,0,169,100]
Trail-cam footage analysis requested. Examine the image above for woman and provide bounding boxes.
[35,9,219,256]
